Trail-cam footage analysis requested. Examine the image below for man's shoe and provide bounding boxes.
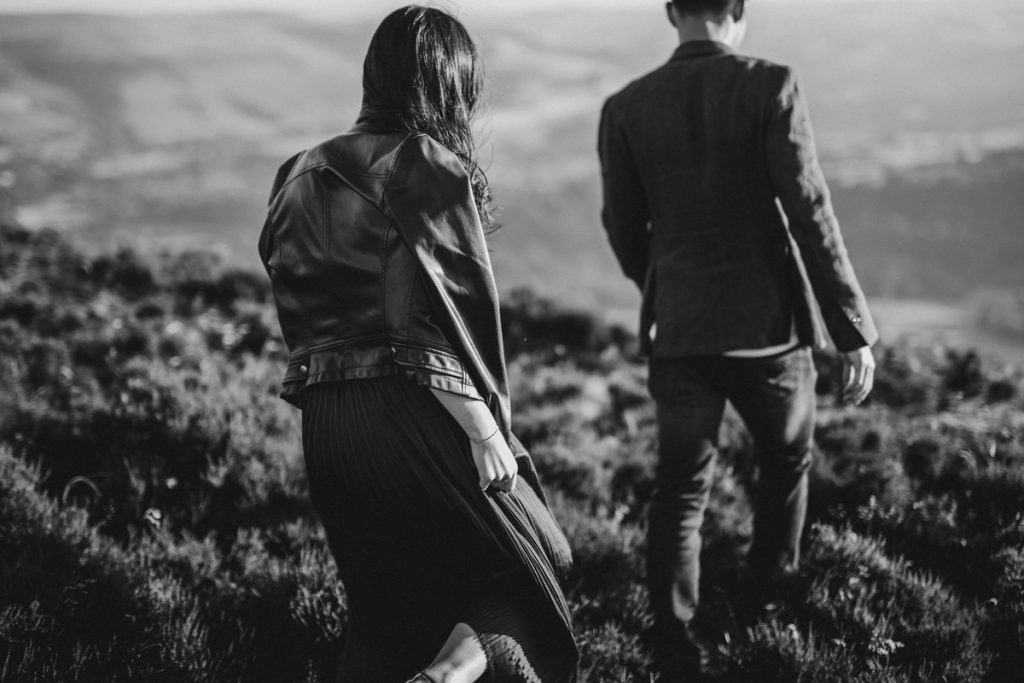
[654,658,702,682]
[647,625,707,682]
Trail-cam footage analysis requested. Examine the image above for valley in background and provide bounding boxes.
[1,1,1023,357]
[3,4,1024,679]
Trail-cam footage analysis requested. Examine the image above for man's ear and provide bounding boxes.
[665,2,678,28]
[731,0,746,22]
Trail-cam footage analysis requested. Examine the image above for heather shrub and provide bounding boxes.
[807,412,909,525]
[870,345,941,409]
[1,449,186,682]
[552,495,655,681]
[796,525,989,678]
[574,622,652,683]
[985,546,1024,679]
[90,248,157,300]
[3,223,1024,681]
[0,448,347,682]
[501,287,632,358]
[714,524,991,682]
[715,621,863,683]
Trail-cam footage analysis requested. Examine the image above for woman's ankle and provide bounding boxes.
[421,663,455,682]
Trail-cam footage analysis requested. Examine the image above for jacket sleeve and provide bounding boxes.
[765,67,878,351]
[598,98,651,289]
[383,134,513,437]
[257,151,302,273]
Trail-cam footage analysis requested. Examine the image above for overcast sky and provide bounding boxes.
[5,0,639,16]
[0,0,936,19]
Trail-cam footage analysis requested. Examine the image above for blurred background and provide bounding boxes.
[4,5,1024,680]
[1,0,1023,359]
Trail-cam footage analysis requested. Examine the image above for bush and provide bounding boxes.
[3,224,1024,680]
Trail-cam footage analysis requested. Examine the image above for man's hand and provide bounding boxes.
[840,346,875,406]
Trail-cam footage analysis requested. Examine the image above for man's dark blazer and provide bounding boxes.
[599,40,877,356]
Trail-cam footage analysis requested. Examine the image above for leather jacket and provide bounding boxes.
[258,124,514,437]
[260,124,578,674]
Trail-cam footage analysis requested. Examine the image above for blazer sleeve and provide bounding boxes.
[765,67,878,351]
[383,134,513,436]
[598,97,651,289]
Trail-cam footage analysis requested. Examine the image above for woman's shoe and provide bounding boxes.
[405,672,440,683]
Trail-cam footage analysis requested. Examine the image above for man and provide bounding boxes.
[598,0,878,678]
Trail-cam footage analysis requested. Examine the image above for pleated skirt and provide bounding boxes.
[300,375,578,682]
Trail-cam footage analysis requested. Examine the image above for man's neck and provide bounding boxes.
[674,14,741,48]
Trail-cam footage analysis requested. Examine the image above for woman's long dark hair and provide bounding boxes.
[361,5,497,228]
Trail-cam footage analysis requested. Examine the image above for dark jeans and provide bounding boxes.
[645,346,816,672]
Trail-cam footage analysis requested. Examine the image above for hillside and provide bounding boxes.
[1,3,1024,314]
[2,222,1024,681]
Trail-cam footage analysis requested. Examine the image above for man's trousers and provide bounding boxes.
[645,346,817,674]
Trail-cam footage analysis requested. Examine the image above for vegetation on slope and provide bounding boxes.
[1,222,1023,681]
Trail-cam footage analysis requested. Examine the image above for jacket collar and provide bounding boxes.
[669,39,733,62]
[353,102,408,135]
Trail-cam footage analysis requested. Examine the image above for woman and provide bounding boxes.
[258,6,578,682]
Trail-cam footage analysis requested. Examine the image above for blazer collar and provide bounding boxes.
[670,40,733,62]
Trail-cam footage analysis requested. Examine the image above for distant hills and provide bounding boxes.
[1,3,1023,315]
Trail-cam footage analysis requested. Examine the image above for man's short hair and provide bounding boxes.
[671,0,746,20]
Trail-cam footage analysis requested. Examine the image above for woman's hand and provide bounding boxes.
[470,430,518,493]
[427,388,517,493]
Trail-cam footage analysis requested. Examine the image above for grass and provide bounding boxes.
[1,221,1023,681]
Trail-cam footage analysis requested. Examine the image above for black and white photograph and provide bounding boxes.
[1,0,1022,681]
